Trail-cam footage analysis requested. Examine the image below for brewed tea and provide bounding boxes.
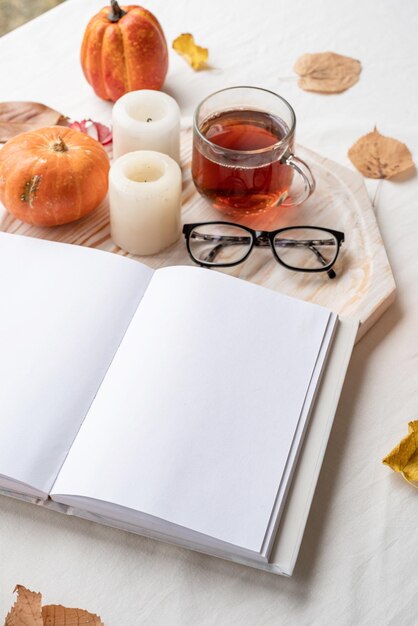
[192,109,294,215]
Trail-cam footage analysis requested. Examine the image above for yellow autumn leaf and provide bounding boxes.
[348,127,415,179]
[382,421,418,486]
[172,33,208,70]
[293,51,361,93]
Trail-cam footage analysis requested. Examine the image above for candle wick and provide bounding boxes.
[147,118,153,122]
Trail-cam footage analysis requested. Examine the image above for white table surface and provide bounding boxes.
[0,1,417,624]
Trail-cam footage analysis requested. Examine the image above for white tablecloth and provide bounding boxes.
[0,1,417,624]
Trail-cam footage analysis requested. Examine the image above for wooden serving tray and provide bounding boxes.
[0,129,395,342]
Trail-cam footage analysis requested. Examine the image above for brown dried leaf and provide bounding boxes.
[348,127,415,179]
[42,605,104,625]
[172,33,208,70]
[3,586,104,626]
[293,52,361,93]
[0,102,66,142]
[4,585,43,626]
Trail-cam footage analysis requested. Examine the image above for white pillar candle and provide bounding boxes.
[109,151,182,256]
[112,90,181,163]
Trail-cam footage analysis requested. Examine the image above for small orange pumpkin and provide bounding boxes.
[0,126,110,226]
[81,1,168,102]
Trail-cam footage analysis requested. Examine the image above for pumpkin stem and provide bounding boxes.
[108,0,127,22]
[52,136,69,152]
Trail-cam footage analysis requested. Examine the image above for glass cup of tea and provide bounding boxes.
[192,86,315,217]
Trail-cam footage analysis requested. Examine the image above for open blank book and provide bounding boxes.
[0,232,357,576]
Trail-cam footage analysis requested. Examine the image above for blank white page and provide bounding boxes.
[0,233,153,495]
[52,266,332,554]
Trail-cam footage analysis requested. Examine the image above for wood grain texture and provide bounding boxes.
[0,128,395,342]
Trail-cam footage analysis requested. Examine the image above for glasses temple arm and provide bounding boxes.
[190,232,252,263]
[274,239,337,279]
[202,242,227,263]
[308,245,336,279]
[190,232,252,245]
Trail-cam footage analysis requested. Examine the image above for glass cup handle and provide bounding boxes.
[280,153,316,207]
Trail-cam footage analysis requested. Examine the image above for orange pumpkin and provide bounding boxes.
[80,1,168,102]
[0,126,110,226]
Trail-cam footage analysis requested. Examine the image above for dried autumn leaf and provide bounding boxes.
[172,33,208,70]
[348,127,414,179]
[42,605,104,625]
[4,585,43,626]
[0,102,65,142]
[3,585,104,626]
[383,421,418,486]
[68,119,112,145]
[293,52,361,93]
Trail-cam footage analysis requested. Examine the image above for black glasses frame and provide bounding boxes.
[182,222,345,278]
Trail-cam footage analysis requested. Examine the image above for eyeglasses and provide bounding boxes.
[182,222,345,279]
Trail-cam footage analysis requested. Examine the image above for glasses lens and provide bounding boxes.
[188,223,253,266]
[273,228,338,271]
